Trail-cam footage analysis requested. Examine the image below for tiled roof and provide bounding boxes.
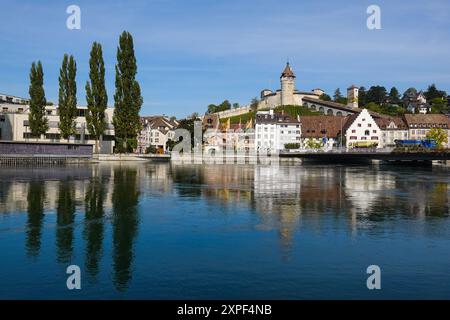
[341,113,360,133]
[374,116,408,130]
[300,115,348,139]
[403,114,450,128]
[280,62,296,78]
[141,116,177,132]
[255,112,299,124]
[302,97,360,113]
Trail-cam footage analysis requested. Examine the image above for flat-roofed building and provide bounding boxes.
[0,104,115,154]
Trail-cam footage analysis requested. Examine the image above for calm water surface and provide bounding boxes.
[0,162,450,299]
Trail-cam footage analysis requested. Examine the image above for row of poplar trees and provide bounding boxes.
[28,31,142,153]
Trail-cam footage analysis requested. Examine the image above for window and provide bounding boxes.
[357,123,362,127]
[352,129,356,133]
[371,136,378,140]
[45,133,61,140]
[373,130,377,133]
[368,123,372,127]
[350,136,357,140]
[365,130,370,136]
[23,133,35,139]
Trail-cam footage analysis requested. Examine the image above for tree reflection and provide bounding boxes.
[26,181,46,257]
[83,175,107,279]
[170,165,204,198]
[112,166,140,291]
[56,179,76,263]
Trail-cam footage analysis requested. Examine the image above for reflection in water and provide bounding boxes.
[112,166,140,291]
[26,181,45,257]
[56,179,76,264]
[83,170,107,280]
[0,163,449,298]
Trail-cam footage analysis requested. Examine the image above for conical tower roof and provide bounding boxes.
[280,62,296,78]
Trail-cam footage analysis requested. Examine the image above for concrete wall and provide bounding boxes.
[215,106,251,118]
[0,141,92,156]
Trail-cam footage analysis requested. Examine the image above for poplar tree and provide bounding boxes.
[28,61,48,139]
[113,31,143,153]
[58,54,78,141]
[86,42,108,153]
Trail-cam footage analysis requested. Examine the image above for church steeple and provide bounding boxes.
[280,62,296,79]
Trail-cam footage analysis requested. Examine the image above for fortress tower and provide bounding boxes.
[280,62,296,106]
[347,85,359,108]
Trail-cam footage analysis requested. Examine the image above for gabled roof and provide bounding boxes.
[341,113,360,133]
[403,114,450,128]
[300,115,347,139]
[374,116,408,130]
[141,116,177,132]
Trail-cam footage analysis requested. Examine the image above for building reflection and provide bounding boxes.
[0,162,449,292]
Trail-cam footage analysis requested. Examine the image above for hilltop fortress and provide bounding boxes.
[214,62,361,119]
[258,62,360,116]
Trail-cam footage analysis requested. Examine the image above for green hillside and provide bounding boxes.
[219,105,322,124]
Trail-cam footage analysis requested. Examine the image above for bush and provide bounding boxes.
[284,143,300,149]
[145,145,157,154]
[305,139,323,149]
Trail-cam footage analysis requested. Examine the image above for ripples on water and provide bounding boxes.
[0,162,449,299]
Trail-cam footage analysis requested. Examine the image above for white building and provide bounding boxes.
[374,116,409,147]
[255,110,301,153]
[403,114,450,148]
[0,104,115,153]
[343,109,382,148]
[138,116,178,153]
[0,93,29,105]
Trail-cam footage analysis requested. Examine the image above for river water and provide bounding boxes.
[0,162,449,299]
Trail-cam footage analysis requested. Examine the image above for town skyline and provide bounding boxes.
[1,0,450,118]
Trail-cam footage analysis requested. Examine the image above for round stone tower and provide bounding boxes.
[280,62,296,106]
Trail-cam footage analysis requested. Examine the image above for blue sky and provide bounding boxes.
[1,0,450,118]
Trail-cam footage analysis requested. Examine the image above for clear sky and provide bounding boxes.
[1,0,450,118]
